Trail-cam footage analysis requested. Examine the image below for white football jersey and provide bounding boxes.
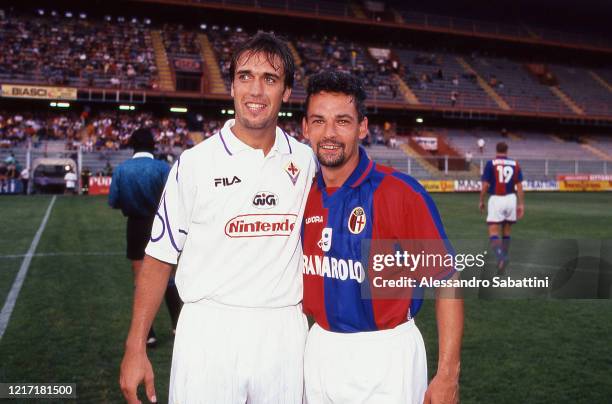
[146,120,316,308]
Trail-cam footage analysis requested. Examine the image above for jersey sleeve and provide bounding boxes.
[481,160,493,184]
[515,162,523,183]
[145,154,196,265]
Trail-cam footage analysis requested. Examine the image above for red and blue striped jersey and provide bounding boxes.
[302,147,453,333]
[481,156,523,196]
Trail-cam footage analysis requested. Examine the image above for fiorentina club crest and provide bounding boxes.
[348,207,367,234]
[284,161,300,185]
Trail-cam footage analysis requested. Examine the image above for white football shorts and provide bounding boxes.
[487,193,517,224]
[169,299,308,404]
[304,320,427,404]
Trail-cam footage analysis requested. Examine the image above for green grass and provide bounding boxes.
[0,193,610,403]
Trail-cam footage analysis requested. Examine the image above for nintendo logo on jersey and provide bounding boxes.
[348,207,367,234]
[252,191,278,209]
[225,214,297,238]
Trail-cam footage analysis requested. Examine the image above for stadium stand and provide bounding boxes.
[444,128,610,178]
[149,0,611,50]
[235,0,354,17]
[162,24,201,57]
[295,35,401,103]
[0,11,158,89]
[468,56,574,115]
[0,4,610,190]
[367,144,434,179]
[392,5,610,49]
[0,9,608,116]
[551,64,612,116]
[0,110,204,153]
[396,49,499,109]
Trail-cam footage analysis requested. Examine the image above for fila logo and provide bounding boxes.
[348,207,366,234]
[305,215,323,225]
[252,191,278,209]
[318,227,332,252]
[214,176,241,187]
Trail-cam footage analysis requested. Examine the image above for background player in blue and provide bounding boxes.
[301,71,463,404]
[109,128,182,348]
[479,142,525,271]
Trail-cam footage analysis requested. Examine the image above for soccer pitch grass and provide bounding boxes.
[0,193,610,403]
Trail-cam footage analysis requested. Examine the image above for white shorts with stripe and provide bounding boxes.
[169,300,308,404]
[304,320,427,404]
[487,193,517,224]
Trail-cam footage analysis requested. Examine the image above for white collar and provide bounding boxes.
[218,119,293,156]
[132,152,154,159]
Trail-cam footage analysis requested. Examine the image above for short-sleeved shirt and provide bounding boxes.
[302,147,453,333]
[481,156,523,195]
[64,172,77,189]
[146,119,316,308]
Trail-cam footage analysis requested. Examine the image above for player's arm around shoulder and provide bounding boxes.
[120,255,174,404]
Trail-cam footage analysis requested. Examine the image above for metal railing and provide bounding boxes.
[368,154,610,180]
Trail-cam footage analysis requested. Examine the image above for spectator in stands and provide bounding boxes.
[108,128,182,348]
[4,152,16,166]
[4,153,17,178]
[477,137,485,153]
[103,162,113,176]
[20,166,29,195]
[391,59,399,73]
[452,75,459,86]
[388,133,398,148]
[63,167,77,195]
[391,83,398,99]
[420,74,428,90]
[81,167,91,194]
[451,90,459,106]
[465,151,473,170]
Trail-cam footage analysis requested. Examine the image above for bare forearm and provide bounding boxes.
[435,294,464,379]
[479,182,489,203]
[125,255,173,351]
[517,183,524,205]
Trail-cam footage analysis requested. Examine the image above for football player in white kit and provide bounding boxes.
[119,33,316,404]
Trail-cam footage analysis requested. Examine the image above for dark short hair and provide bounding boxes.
[229,32,294,89]
[305,70,367,122]
[496,142,508,153]
[129,128,155,152]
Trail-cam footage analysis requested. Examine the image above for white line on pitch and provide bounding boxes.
[0,252,123,259]
[0,196,56,341]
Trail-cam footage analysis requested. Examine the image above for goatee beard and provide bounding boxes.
[316,144,345,167]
